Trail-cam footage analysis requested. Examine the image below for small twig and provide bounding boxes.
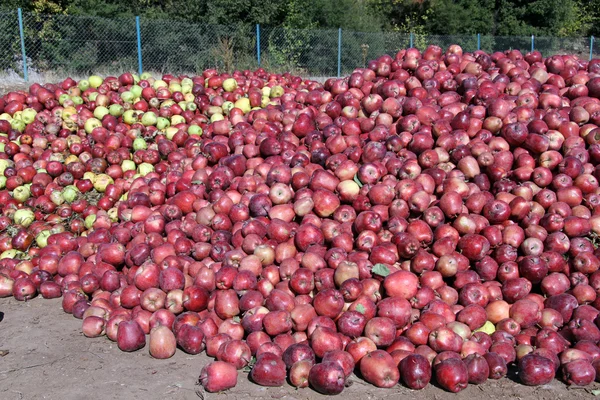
[0,355,68,374]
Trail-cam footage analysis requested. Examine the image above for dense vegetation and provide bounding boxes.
[0,0,598,77]
[1,0,599,37]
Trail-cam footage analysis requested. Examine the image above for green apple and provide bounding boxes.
[181,78,193,87]
[223,78,238,92]
[12,185,30,202]
[178,101,187,111]
[84,117,102,134]
[210,113,224,123]
[10,119,25,132]
[50,190,65,206]
[138,162,154,176]
[270,85,284,98]
[222,101,234,115]
[0,249,24,260]
[261,95,271,108]
[120,91,134,103]
[133,137,147,151]
[36,230,51,248]
[62,185,79,203]
[78,79,90,91]
[171,115,185,125]
[181,84,193,94]
[88,75,103,88]
[93,106,109,120]
[261,86,271,97]
[109,104,124,117]
[474,320,496,335]
[13,208,34,227]
[235,97,251,114]
[156,117,170,130]
[84,214,96,229]
[188,125,203,136]
[140,72,152,80]
[169,83,182,93]
[123,110,141,125]
[21,108,37,124]
[132,73,140,83]
[121,160,136,172]
[71,96,83,105]
[88,92,99,102]
[93,174,113,192]
[153,79,168,89]
[108,207,118,222]
[130,85,142,99]
[186,102,197,112]
[165,126,179,140]
[0,159,13,175]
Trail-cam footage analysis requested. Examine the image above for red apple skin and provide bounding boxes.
[484,352,508,379]
[199,361,238,393]
[562,360,596,386]
[399,353,432,390]
[434,358,469,393]
[518,354,555,386]
[149,325,177,359]
[249,353,287,387]
[282,343,316,370]
[322,350,355,378]
[176,324,205,355]
[308,361,346,395]
[289,359,312,388]
[117,320,146,352]
[359,350,400,388]
[464,353,489,384]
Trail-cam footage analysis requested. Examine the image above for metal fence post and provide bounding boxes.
[256,24,261,67]
[531,35,534,52]
[591,36,595,61]
[136,16,143,76]
[410,32,414,48]
[477,33,481,51]
[337,28,342,78]
[17,8,28,82]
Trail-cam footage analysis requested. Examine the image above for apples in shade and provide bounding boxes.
[308,362,346,395]
[518,354,555,386]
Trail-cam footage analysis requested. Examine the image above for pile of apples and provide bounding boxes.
[1,44,600,394]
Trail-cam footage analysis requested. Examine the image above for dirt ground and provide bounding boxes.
[0,297,599,400]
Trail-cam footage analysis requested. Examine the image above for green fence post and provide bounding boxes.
[136,16,143,76]
[531,35,534,52]
[591,36,595,61]
[477,34,481,51]
[410,32,414,48]
[337,28,342,78]
[256,24,261,67]
[17,8,28,82]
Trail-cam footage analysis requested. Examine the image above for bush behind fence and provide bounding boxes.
[0,10,599,81]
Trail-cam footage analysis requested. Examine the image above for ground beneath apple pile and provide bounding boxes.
[0,297,597,400]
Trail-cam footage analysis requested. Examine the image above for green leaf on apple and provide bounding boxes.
[353,174,363,188]
[372,263,390,277]
[232,316,241,323]
[355,304,366,314]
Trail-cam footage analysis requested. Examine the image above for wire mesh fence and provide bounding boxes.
[1,9,600,82]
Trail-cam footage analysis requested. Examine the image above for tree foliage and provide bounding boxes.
[0,0,594,36]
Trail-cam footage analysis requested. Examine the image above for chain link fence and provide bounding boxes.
[1,10,600,82]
